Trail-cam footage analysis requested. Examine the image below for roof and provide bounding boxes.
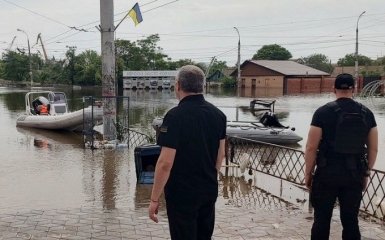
[246,60,330,76]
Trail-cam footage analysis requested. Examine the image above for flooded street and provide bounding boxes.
[0,87,384,214]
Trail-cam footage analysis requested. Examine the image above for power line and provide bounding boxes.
[0,0,89,32]
[45,0,180,46]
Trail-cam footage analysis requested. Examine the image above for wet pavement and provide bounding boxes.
[1,200,384,240]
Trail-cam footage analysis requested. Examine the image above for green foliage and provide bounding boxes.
[74,50,101,86]
[222,76,236,88]
[373,56,385,66]
[64,46,77,85]
[207,60,227,77]
[253,44,292,60]
[300,53,334,73]
[337,53,373,66]
[1,50,29,81]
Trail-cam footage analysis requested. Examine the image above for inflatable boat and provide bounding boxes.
[16,91,103,132]
[152,112,302,145]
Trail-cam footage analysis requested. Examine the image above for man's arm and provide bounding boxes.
[216,139,226,172]
[304,126,322,189]
[367,127,378,171]
[149,146,176,223]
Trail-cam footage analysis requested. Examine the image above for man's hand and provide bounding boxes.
[148,201,159,223]
[305,173,313,190]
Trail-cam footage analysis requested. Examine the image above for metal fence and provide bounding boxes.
[226,136,385,221]
[82,96,130,149]
[128,129,153,149]
[226,136,305,185]
[219,169,294,211]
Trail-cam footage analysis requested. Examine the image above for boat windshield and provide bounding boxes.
[51,93,66,104]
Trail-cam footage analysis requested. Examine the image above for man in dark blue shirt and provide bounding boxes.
[148,65,227,240]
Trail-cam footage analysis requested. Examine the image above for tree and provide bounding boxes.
[63,46,77,85]
[74,50,101,86]
[300,54,334,73]
[166,59,195,70]
[1,50,29,82]
[337,53,372,66]
[253,44,292,60]
[208,60,227,76]
[374,56,385,66]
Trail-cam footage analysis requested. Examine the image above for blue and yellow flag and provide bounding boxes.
[128,3,143,26]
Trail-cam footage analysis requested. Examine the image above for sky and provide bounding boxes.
[0,0,385,67]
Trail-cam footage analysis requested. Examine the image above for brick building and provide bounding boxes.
[231,60,332,94]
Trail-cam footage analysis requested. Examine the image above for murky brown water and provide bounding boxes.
[0,86,384,213]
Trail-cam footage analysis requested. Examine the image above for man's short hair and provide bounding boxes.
[176,65,205,93]
[335,73,355,90]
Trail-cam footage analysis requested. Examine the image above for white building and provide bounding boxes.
[123,70,177,90]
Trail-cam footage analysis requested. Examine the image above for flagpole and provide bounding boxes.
[115,12,130,30]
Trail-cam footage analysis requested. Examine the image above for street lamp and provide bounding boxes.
[234,27,241,88]
[17,28,33,88]
[355,11,365,90]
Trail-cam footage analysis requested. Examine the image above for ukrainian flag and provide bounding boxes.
[128,3,143,26]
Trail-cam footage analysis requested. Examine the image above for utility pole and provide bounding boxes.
[17,29,33,88]
[355,11,365,91]
[99,0,116,141]
[234,27,241,89]
[36,33,48,62]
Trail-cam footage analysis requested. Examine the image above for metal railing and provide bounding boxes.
[226,136,385,221]
[219,169,293,211]
[362,169,385,220]
[128,129,153,149]
[226,136,305,185]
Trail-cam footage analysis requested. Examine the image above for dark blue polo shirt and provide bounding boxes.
[157,94,227,201]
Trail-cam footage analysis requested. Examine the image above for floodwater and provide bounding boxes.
[0,86,384,214]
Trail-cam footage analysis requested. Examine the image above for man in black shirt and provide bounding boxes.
[305,73,378,239]
[148,65,227,240]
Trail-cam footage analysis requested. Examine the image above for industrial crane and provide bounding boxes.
[7,36,16,51]
[35,33,48,61]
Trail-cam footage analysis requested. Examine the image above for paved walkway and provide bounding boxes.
[0,200,384,240]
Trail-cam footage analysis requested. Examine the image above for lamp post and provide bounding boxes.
[17,28,33,88]
[234,27,241,89]
[355,11,365,91]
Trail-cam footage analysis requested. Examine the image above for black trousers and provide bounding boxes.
[166,195,217,240]
[310,165,363,240]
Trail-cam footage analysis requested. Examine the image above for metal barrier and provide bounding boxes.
[362,169,385,220]
[82,96,130,149]
[227,136,305,185]
[219,168,293,211]
[226,136,385,221]
[128,129,153,149]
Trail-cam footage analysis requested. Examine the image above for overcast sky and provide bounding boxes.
[1,0,384,66]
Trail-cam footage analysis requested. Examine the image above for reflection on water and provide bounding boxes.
[219,166,304,211]
[1,87,385,214]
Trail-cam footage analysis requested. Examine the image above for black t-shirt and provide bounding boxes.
[157,94,227,201]
[311,98,377,155]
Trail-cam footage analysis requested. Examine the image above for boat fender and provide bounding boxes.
[239,153,251,174]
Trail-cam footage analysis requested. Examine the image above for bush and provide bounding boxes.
[222,76,236,88]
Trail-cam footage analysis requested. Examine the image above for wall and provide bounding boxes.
[286,77,334,94]
[241,76,284,88]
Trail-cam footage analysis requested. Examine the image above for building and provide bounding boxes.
[123,70,177,90]
[231,60,331,94]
